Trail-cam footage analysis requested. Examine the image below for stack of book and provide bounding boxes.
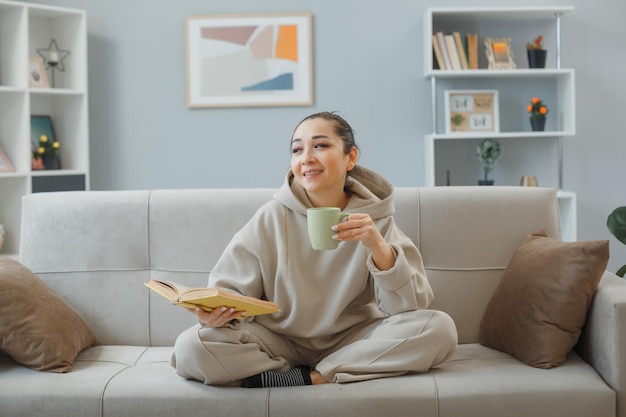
[432,31,478,70]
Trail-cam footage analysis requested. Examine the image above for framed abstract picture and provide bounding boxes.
[444,90,500,134]
[185,13,313,108]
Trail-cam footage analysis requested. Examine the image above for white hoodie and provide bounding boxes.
[208,165,433,351]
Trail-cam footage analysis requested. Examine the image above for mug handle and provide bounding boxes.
[339,213,350,222]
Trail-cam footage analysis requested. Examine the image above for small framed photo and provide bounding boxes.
[185,13,313,108]
[444,90,500,134]
[484,38,516,70]
[0,145,14,172]
[29,57,49,88]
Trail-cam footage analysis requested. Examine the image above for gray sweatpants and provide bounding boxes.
[171,309,457,386]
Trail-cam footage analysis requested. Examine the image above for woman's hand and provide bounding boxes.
[188,305,245,328]
[331,213,395,271]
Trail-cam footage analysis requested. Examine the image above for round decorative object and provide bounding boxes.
[530,118,546,132]
[527,49,547,68]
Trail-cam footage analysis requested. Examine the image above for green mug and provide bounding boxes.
[307,207,349,250]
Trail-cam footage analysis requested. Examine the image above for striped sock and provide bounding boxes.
[242,366,312,388]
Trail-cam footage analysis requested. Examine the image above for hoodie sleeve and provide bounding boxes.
[209,235,265,298]
[366,218,434,315]
[206,203,283,308]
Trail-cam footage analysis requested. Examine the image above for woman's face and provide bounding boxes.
[290,118,357,206]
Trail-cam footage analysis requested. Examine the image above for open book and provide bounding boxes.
[145,279,280,317]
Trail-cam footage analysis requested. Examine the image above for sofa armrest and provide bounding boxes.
[577,271,626,417]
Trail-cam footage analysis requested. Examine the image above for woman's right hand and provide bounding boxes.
[188,305,246,328]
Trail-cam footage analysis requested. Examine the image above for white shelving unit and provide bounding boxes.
[0,0,89,256]
[423,6,577,241]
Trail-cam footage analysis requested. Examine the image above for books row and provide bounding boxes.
[433,31,478,70]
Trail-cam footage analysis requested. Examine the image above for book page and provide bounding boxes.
[145,279,280,317]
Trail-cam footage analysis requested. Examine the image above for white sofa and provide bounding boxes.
[1,186,623,417]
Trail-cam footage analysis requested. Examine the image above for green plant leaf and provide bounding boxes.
[608,206,626,245]
[617,264,626,278]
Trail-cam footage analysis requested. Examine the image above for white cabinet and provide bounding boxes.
[0,0,89,256]
[424,6,577,241]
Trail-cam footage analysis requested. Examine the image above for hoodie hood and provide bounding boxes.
[273,165,395,220]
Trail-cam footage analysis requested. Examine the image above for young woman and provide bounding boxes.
[171,112,457,387]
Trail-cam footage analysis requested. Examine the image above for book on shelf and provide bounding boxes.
[467,33,479,69]
[145,278,281,317]
[453,32,469,70]
[432,34,446,69]
[435,32,452,70]
[444,34,461,70]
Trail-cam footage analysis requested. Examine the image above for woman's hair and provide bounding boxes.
[293,111,358,155]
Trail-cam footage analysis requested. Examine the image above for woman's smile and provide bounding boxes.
[303,169,323,177]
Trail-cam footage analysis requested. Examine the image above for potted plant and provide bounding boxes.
[607,206,626,277]
[526,35,547,68]
[450,113,465,131]
[32,133,60,170]
[527,97,549,132]
[476,138,501,185]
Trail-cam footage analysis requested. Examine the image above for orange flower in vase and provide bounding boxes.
[527,97,548,131]
[526,35,547,68]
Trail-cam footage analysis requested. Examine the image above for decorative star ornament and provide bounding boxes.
[36,39,70,72]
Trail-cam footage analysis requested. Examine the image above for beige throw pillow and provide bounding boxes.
[0,257,96,372]
[478,229,609,369]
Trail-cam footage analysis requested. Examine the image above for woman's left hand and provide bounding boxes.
[331,213,382,248]
[332,214,395,270]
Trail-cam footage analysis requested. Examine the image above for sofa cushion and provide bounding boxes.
[0,257,96,372]
[478,229,609,369]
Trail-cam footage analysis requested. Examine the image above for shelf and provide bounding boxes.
[0,86,26,93]
[31,169,87,177]
[423,6,576,241]
[0,0,89,258]
[425,68,574,79]
[424,7,574,74]
[0,171,27,179]
[30,87,86,96]
[428,131,575,140]
[429,72,575,134]
[426,6,574,20]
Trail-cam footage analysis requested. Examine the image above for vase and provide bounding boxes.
[527,49,547,68]
[42,156,59,170]
[530,118,546,132]
[478,179,494,186]
[520,176,538,187]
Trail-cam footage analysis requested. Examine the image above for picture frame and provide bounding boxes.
[484,38,516,70]
[28,57,49,88]
[444,90,500,134]
[0,145,14,172]
[31,115,57,147]
[185,13,313,108]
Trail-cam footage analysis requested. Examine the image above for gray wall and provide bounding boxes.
[26,0,626,274]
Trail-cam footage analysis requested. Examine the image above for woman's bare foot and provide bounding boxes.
[310,370,329,385]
